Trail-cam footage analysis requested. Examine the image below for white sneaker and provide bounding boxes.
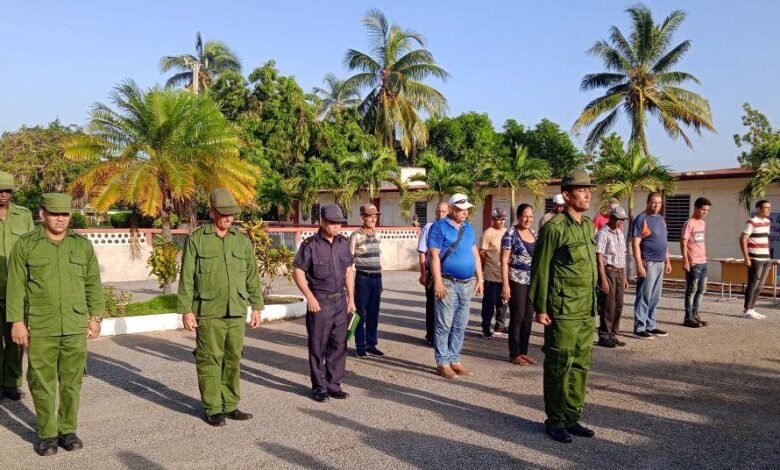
[742,311,763,319]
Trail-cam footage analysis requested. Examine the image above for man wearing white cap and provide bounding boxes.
[539,194,565,231]
[427,193,484,379]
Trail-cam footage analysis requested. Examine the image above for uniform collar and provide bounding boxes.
[32,225,75,241]
[563,210,585,226]
[204,223,236,236]
[316,228,342,244]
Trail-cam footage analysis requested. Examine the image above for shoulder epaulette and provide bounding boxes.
[302,235,315,245]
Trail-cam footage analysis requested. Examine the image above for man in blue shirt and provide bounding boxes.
[631,192,672,339]
[428,194,484,379]
[417,202,450,346]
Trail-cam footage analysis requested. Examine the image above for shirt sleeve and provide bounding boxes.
[84,244,105,316]
[595,229,608,254]
[631,213,644,238]
[244,239,264,311]
[681,220,692,241]
[417,224,429,253]
[427,222,444,250]
[176,235,197,314]
[5,240,28,323]
[293,241,312,271]
[349,232,359,255]
[529,222,559,315]
[501,230,512,251]
[742,220,754,235]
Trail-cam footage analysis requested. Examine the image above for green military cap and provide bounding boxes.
[0,171,16,191]
[561,168,596,190]
[42,193,72,214]
[210,188,240,215]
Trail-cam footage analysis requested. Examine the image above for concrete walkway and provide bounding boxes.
[1,271,779,469]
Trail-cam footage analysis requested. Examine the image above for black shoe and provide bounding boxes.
[35,437,58,456]
[482,331,493,338]
[683,319,702,328]
[696,318,709,326]
[426,339,434,347]
[354,350,367,358]
[311,390,329,402]
[546,428,572,443]
[611,337,626,347]
[634,331,654,339]
[225,409,253,420]
[58,433,84,451]
[566,423,595,438]
[597,338,616,348]
[327,390,350,400]
[647,328,668,337]
[205,413,226,427]
[3,387,23,401]
[366,347,384,357]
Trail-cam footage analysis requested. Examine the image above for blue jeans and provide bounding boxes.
[355,273,382,354]
[684,263,708,321]
[434,278,474,365]
[634,261,664,333]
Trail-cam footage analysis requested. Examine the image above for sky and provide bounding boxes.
[1,0,779,171]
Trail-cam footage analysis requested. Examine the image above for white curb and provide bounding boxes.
[100,296,307,337]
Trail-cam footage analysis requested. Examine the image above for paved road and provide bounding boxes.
[1,271,779,469]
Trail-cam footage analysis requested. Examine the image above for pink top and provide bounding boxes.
[681,217,707,264]
[593,213,610,231]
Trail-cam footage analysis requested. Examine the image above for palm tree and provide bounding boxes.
[739,153,780,211]
[400,151,473,219]
[257,171,297,221]
[292,158,337,222]
[160,32,242,93]
[64,80,258,242]
[345,9,449,156]
[313,73,362,121]
[353,148,405,202]
[572,5,715,154]
[477,146,551,223]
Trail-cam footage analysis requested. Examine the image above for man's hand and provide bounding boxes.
[683,261,690,272]
[347,298,357,314]
[744,258,752,267]
[306,295,321,313]
[474,280,483,296]
[623,277,629,290]
[600,278,610,294]
[636,262,647,278]
[87,320,101,339]
[665,260,673,274]
[182,312,198,332]
[501,285,511,301]
[11,322,29,347]
[249,310,261,329]
[434,281,447,300]
[535,313,552,326]
[418,271,427,287]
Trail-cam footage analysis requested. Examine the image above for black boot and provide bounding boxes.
[225,409,253,420]
[205,413,226,426]
[3,387,23,401]
[546,428,572,443]
[35,438,58,456]
[58,433,84,451]
[566,422,596,438]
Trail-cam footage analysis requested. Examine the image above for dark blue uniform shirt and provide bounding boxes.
[294,230,354,294]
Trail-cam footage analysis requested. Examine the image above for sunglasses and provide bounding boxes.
[452,199,469,205]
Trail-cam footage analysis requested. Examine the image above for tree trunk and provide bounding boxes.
[160,209,173,295]
[191,62,201,93]
[509,187,516,225]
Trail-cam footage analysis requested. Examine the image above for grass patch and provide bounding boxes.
[265,295,303,305]
[123,295,178,317]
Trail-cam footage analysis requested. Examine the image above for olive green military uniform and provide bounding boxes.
[5,195,104,439]
[0,202,35,388]
[530,188,597,431]
[176,195,263,417]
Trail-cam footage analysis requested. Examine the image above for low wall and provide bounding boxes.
[76,226,421,283]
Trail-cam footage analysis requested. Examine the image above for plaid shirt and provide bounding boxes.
[595,225,626,269]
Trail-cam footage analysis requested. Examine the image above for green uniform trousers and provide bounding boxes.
[194,316,245,417]
[542,316,594,430]
[0,301,23,387]
[27,333,87,439]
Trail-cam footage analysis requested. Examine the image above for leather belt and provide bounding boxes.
[356,271,382,278]
[315,291,344,300]
[605,265,625,273]
[442,275,473,284]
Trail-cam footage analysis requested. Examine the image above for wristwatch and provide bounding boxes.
[89,316,103,323]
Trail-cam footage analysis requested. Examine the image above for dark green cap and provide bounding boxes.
[42,193,72,214]
[210,188,240,215]
[0,171,16,191]
[561,168,596,190]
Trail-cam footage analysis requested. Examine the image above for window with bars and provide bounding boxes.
[414,201,428,225]
[544,198,554,213]
[310,203,320,224]
[665,195,690,241]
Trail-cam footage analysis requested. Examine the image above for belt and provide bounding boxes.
[442,275,473,284]
[605,265,624,273]
[314,291,344,300]
[356,271,382,278]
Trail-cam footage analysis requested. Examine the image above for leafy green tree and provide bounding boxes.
[503,118,584,178]
[427,112,501,166]
[734,103,780,168]
[477,146,551,223]
[312,73,361,121]
[572,5,715,153]
[401,151,474,219]
[291,158,337,222]
[64,81,258,245]
[256,171,297,221]
[160,32,242,93]
[352,148,404,203]
[0,120,91,211]
[345,9,449,156]
[739,153,780,210]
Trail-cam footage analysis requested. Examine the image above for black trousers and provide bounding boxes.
[306,294,348,393]
[508,281,534,357]
[481,280,508,333]
[425,267,436,342]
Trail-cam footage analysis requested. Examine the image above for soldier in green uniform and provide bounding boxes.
[7,193,104,456]
[530,168,598,444]
[177,188,263,427]
[0,171,35,401]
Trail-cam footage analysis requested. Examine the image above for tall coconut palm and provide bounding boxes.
[160,32,242,93]
[64,80,258,243]
[345,9,449,156]
[572,5,715,153]
[313,73,362,121]
[400,151,473,219]
[477,146,551,223]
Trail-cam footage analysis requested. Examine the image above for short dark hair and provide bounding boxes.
[756,199,770,209]
[515,203,533,217]
[694,197,711,209]
[647,192,662,203]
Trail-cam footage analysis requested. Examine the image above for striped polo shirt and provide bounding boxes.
[743,216,771,260]
[349,228,382,273]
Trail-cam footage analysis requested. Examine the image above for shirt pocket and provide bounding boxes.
[564,242,588,264]
[231,249,249,273]
[198,251,220,273]
[312,259,334,280]
[26,257,50,282]
[69,251,88,278]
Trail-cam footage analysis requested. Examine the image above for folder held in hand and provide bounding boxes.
[346,310,361,342]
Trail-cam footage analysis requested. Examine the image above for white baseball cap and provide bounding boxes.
[448,193,474,210]
[552,194,565,205]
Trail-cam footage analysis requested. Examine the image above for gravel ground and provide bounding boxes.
[1,271,779,469]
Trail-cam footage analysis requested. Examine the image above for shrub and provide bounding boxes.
[147,235,180,294]
[109,212,132,228]
[70,211,88,229]
[152,214,180,229]
[102,284,132,318]
[243,220,294,301]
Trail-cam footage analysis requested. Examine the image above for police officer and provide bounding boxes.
[177,188,263,427]
[0,171,34,400]
[7,193,104,456]
[293,204,356,402]
[530,168,598,444]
